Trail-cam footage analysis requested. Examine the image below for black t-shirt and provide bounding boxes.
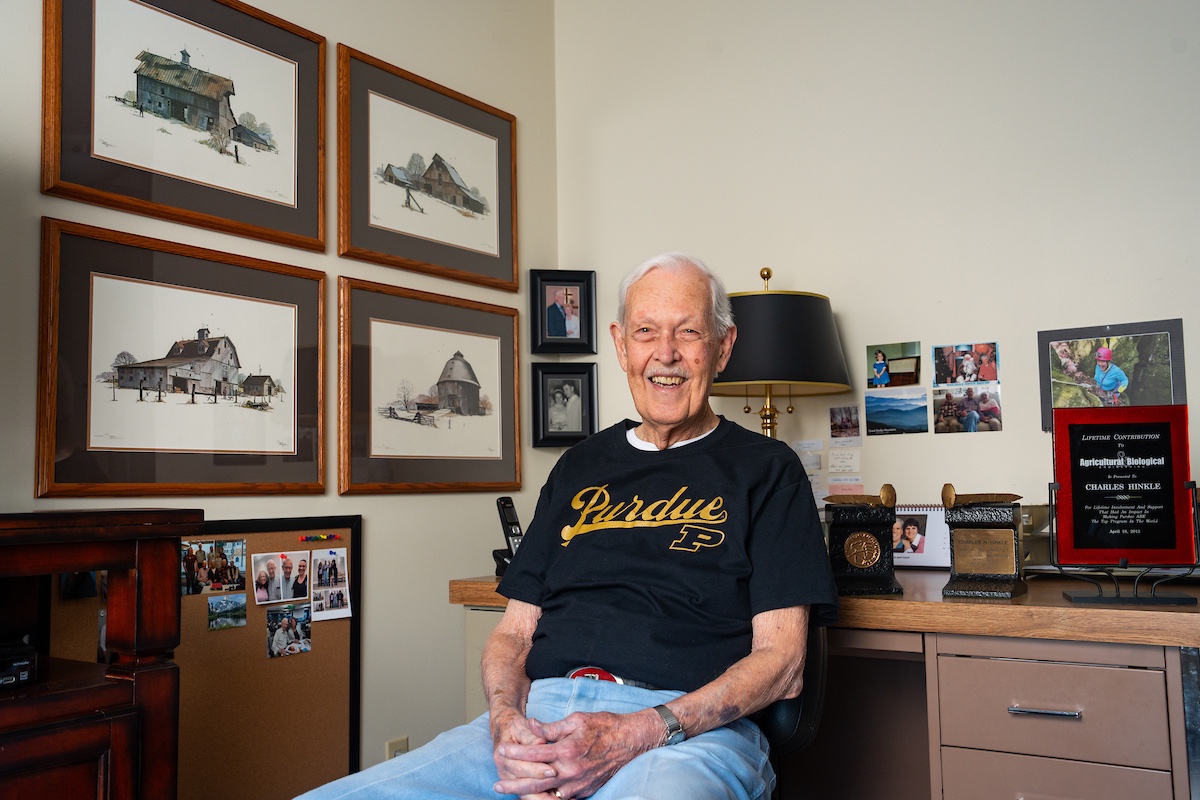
[498,417,838,692]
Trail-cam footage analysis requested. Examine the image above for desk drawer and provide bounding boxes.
[938,655,1170,770]
[942,746,1173,800]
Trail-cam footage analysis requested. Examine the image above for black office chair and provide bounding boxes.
[752,623,828,797]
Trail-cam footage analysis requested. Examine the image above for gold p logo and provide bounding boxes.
[670,525,725,552]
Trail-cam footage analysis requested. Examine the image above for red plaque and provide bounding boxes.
[1052,405,1196,566]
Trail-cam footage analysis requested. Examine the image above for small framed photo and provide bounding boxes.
[43,0,326,251]
[1037,319,1186,431]
[36,218,325,497]
[338,276,520,493]
[337,45,517,291]
[529,270,598,354]
[1052,404,1196,566]
[531,363,598,447]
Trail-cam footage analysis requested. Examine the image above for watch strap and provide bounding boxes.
[652,704,686,745]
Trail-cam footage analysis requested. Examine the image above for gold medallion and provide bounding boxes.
[844,531,881,569]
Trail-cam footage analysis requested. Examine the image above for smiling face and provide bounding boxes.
[892,520,904,544]
[610,265,736,449]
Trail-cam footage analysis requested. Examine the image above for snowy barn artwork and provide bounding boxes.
[89,275,297,455]
[369,320,501,460]
[92,0,297,205]
[368,92,500,257]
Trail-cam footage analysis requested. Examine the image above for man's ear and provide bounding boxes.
[715,326,738,374]
[610,322,630,372]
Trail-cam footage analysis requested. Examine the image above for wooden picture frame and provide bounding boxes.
[1037,319,1186,431]
[529,270,598,354]
[36,217,325,496]
[338,276,520,493]
[1052,405,1196,567]
[42,0,326,251]
[337,45,517,292]
[531,362,598,448]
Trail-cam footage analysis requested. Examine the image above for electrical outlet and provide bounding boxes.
[385,736,409,759]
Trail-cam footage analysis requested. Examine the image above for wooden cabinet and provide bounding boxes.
[0,509,203,800]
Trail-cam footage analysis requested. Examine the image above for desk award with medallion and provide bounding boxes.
[825,484,903,596]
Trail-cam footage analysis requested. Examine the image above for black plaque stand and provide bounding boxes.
[1049,481,1200,606]
[825,504,903,596]
[942,503,1027,599]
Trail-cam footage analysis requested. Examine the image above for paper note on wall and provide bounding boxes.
[828,449,860,474]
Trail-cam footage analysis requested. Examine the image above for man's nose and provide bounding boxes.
[653,333,680,362]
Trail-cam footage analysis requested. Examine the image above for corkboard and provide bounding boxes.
[176,516,362,800]
[50,516,362,800]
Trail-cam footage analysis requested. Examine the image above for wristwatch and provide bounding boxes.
[652,704,686,746]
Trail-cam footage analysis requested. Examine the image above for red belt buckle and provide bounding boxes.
[566,666,622,683]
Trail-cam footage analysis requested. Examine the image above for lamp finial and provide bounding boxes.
[760,267,772,289]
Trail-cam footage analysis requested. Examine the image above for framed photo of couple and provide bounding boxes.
[531,363,597,448]
[529,270,597,354]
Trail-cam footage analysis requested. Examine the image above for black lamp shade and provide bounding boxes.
[711,291,852,397]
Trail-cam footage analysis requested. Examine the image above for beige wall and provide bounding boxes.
[557,0,1200,503]
[4,0,1200,776]
[0,0,557,767]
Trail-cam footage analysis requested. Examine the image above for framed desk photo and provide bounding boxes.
[338,277,520,494]
[337,45,517,292]
[529,270,597,354]
[43,0,326,251]
[531,362,597,448]
[1052,405,1197,566]
[36,218,325,497]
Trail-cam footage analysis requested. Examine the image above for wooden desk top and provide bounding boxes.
[450,571,1200,648]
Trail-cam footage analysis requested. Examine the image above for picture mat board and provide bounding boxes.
[339,277,520,493]
[88,274,298,455]
[46,0,325,250]
[339,45,516,291]
[38,218,324,496]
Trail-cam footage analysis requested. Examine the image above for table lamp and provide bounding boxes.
[711,268,852,438]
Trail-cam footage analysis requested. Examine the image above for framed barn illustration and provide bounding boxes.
[42,0,326,251]
[36,218,325,496]
[337,45,518,292]
[338,277,520,494]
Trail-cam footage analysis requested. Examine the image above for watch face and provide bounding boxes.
[844,531,882,569]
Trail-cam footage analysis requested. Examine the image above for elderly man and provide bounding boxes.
[298,252,836,800]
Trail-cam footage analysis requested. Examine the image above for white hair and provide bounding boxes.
[615,252,734,338]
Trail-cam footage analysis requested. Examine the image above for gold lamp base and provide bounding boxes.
[744,384,793,439]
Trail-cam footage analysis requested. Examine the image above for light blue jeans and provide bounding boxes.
[296,678,774,800]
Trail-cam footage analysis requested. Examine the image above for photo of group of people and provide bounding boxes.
[312,548,352,621]
[250,550,312,604]
[266,604,312,658]
[180,539,247,595]
[933,342,999,386]
[932,342,1002,435]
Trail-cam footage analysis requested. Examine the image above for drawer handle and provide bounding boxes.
[1007,705,1082,719]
